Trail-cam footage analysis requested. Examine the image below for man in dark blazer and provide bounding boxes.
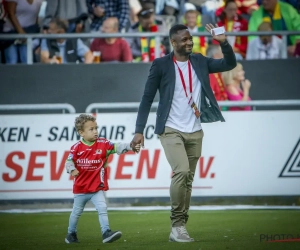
[131,23,236,242]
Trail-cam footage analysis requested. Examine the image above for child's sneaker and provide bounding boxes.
[102,229,122,243]
[65,232,79,243]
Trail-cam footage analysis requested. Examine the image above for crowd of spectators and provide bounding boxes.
[0,0,299,109]
[0,0,299,64]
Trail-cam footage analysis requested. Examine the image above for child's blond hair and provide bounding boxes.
[74,114,96,132]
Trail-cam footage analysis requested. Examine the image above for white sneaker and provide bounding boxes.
[185,230,194,241]
[169,226,193,242]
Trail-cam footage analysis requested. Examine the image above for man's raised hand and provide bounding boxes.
[205,23,226,43]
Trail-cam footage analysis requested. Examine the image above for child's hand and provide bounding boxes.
[71,169,79,177]
[134,144,141,153]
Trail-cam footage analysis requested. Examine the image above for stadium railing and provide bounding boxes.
[0,31,300,64]
[85,100,300,113]
[0,103,76,113]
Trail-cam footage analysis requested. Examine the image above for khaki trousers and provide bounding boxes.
[159,126,204,227]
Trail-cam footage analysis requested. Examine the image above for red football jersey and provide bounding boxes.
[67,138,115,194]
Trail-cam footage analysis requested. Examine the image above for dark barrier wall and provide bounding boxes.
[1,59,300,113]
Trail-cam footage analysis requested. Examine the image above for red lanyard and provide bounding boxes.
[173,57,192,98]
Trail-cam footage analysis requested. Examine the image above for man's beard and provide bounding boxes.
[177,47,193,56]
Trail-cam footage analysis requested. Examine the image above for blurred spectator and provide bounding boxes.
[140,0,155,10]
[90,17,132,62]
[248,0,300,56]
[37,0,46,25]
[257,0,300,13]
[184,2,213,25]
[184,9,208,55]
[42,0,88,34]
[40,18,93,64]
[3,0,42,64]
[235,0,258,15]
[187,0,208,12]
[216,0,248,59]
[246,21,285,59]
[294,42,300,57]
[86,0,129,32]
[222,62,252,111]
[242,0,258,14]
[216,0,259,17]
[206,45,229,110]
[127,8,167,62]
[0,0,6,63]
[155,0,179,15]
[203,0,223,22]
[43,0,88,33]
[129,0,142,24]
[142,1,176,32]
[0,0,5,32]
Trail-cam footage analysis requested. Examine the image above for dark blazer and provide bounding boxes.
[135,41,237,135]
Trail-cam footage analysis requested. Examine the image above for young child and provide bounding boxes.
[64,114,140,244]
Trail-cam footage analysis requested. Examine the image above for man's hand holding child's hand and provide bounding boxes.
[133,144,141,153]
[71,169,79,177]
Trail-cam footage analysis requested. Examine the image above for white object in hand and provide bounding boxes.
[211,26,225,35]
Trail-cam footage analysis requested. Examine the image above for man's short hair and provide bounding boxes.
[169,24,188,39]
[74,114,96,132]
[50,18,68,32]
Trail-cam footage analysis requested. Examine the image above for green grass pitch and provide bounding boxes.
[0,210,299,250]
